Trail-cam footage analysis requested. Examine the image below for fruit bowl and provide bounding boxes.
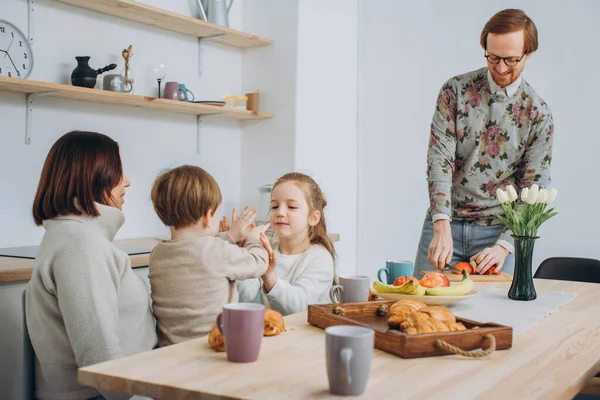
[372,289,479,305]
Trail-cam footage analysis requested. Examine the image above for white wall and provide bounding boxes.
[357,0,600,276]
[0,0,248,247]
[240,0,299,219]
[294,0,358,275]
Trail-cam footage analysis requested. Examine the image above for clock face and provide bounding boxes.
[0,19,33,79]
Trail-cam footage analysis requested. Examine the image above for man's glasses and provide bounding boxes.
[485,52,525,67]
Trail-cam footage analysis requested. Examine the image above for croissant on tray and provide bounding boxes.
[208,309,286,351]
[387,299,427,328]
[400,306,467,335]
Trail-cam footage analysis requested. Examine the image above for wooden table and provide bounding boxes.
[78,279,600,400]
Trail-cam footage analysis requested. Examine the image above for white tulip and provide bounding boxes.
[521,187,529,202]
[526,184,539,204]
[506,185,518,202]
[547,188,558,204]
[537,188,548,204]
[496,188,509,204]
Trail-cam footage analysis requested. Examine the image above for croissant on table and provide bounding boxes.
[400,306,467,335]
[208,309,286,351]
[387,299,427,328]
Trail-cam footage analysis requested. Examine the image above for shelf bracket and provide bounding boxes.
[197,34,226,77]
[26,91,58,145]
[196,115,202,154]
[28,0,35,44]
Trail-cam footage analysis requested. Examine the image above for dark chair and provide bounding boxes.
[534,257,600,384]
[22,289,35,400]
[534,257,600,284]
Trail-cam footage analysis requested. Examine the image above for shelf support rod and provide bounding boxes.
[197,34,226,77]
[28,0,35,44]
[26,91,58,145]
[196,112,224,154]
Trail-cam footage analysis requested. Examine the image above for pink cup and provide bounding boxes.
[163,81,180,100]
[216,303,265,363]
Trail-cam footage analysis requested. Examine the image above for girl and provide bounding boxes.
[236,172,336,315]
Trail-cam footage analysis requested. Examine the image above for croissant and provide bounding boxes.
[264,309,286,336]
[387,299,427,328]
[208,309,286,351]
[400,306,467,334]
[208,325,225,352]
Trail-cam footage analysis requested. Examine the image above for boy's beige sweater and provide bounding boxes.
[149,233,268,347]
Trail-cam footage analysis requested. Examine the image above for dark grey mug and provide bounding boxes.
[329,275,370,303]
[325,325,374,396]
[102,74,132,93]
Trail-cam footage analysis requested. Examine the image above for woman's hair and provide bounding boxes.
[480,9,538,55]
[273,172,336,261]
[151,165,222,229]
[32,130,123,225]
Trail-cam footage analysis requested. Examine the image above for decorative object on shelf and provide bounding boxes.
[195,0,208,21]
[121,44,134,93]
[163,81,181,101]
[203,0,234,27]
[102,74,132,93]
[496,184,559,301]
[0,19,34,79]
[178,84,195,102]
[71,56,117,88]
[246,90,260,112]
[223,95,247,109]
[150,63,167,98]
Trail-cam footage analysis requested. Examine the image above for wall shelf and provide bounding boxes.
[51,0,273,48]
[0,76,274,120]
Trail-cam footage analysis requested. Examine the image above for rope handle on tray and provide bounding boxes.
[434,334,496,358]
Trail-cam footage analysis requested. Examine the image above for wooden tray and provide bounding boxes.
[307,301,512,358]
[420,271,513,282]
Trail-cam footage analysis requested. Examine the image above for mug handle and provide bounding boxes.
[329,285,343,303]
[377,268,389,283]
[216,312,224,335]
[124,79,133,93]
[340,347,353,385]
[186,89,195,101]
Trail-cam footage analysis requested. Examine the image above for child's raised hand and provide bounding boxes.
[218,215,229,233]
[227,206,258,244]
[259,231,276,272]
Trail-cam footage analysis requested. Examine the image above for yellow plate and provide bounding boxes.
[372,290,479,305]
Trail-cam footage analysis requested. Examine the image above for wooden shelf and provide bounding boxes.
[0,77,274,120]
[51,0,272,48]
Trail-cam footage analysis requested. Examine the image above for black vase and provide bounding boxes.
[71,56,117,88]
[508,235,539,301]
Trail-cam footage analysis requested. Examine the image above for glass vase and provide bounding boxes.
[508,235,539,301]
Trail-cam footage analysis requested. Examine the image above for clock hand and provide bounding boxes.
[6,52,18,72]
[5,37,14,54]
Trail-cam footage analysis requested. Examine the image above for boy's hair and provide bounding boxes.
[32,130,123,225]
[151,165,222,229]
[273,172,336,261]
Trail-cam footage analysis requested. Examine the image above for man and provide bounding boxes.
[414,9,554,277]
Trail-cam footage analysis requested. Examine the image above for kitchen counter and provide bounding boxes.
[0,233,341,283]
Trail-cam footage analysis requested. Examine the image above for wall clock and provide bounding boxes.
[0,19,33,79]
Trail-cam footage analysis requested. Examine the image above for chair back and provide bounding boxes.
[534,257,600,284]
[22,289,35,399]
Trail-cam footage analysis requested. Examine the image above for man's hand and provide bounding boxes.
[471,244,509,274]
[428,219,453,270]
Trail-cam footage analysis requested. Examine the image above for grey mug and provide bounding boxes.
[329,275,370,303]
[103,74,132,93]
[326,325,374,396]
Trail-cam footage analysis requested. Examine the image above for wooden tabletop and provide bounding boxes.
[78,279,600,400]
[0,237,159,283]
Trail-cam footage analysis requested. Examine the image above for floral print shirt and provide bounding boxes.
[427,67,553,245]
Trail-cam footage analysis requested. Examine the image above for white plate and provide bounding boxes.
[373,290,478,305]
